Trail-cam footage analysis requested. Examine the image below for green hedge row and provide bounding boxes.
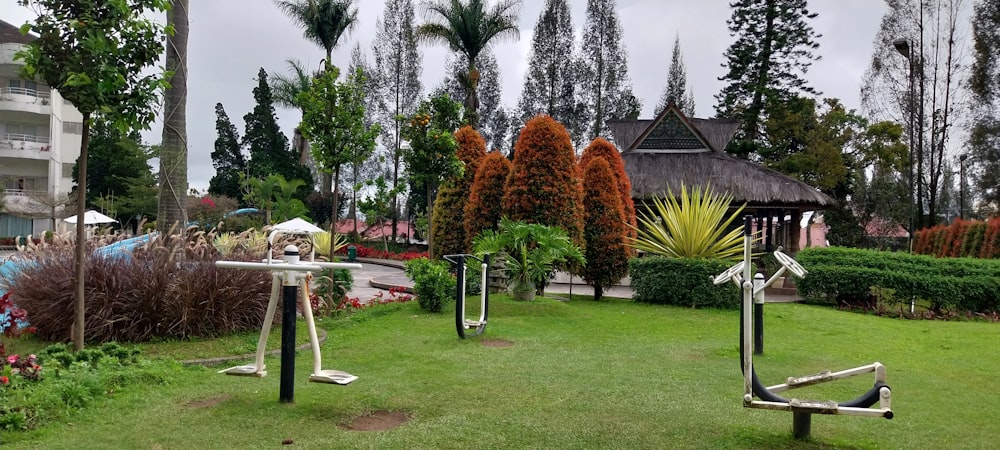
[629,257,739,308]
[796,247,1000,312]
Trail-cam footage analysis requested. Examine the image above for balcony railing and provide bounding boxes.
[2,133,50,144]
[2,188,47,198]
[0,87,51,104]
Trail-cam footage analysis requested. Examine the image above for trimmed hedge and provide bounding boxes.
[913,217,1000,258]
[629,257,739,308]
[796,247,1000,312]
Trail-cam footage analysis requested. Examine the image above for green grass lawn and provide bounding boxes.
[3,297,998,449]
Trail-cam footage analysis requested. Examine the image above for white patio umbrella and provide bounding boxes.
[64,210,118,225]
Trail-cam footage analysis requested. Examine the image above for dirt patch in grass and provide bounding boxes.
[339,410,411,431]
[480,338,513,347]
[183,394,231,409]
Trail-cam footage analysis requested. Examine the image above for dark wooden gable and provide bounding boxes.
[629,103,713,153]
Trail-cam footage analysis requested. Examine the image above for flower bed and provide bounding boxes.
[335,244,427,262]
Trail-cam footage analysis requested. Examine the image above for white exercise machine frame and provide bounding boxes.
[214,226,362,386]
[712,216,892,438]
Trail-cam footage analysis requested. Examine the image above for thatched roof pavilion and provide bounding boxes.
[608,103,835,251]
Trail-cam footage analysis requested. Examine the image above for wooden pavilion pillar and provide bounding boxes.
[789,209,802,253]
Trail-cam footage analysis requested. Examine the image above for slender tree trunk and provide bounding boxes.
[426,180,436,259]
[322,49,335,195]
[73,112,91,351]
[329,165,341,257]
[594,284,603,302]
[745,0,777,146]
[157,0,189,233]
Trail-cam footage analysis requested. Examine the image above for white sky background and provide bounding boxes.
[1,0,888,191]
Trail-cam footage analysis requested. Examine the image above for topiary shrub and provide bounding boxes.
[431,126,489,257]
[580,157,629,301]
[464,151,512,250]
[629,256,739,308]
[578,137,636,252]
[404,257,456,313]
[503,115,584,247]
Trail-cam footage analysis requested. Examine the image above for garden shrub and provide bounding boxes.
[912,217,1000,258]
[1,342,170,432]
[629,256,739,308]
[464,151,512,250]
[431,126,488,258]
[503,115,584,247]
[580,157,629,301]
[796,247,1000,312]
[2,231,274,343]
[404,257,456,313]
[578,137,637,249]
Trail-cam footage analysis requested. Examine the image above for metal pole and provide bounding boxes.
[279,246,300,403]
[793,412,812,439]
[959,154,967,220]
[908,44,916,250]
[753,273,765,355]
[454,254,466,338]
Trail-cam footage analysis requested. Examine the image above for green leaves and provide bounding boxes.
[631,185,749,262]
[472,217,584,289]
[298,66,380,175]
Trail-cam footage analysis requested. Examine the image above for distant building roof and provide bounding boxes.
[609,102,836,210]
[0,19,35,45]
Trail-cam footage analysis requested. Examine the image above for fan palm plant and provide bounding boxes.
[415,0,521,127]
[631,184,749,262]
[472,217,583,300]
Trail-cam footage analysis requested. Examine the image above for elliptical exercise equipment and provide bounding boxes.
[713,215,893,439]
[444,254,491,339]
[214,224,362,402]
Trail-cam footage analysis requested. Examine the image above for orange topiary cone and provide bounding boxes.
[579,137,636,255]
[464,151,512,250]
[432,126,488,257]
[503,114,584,246]
[581,157,629,301]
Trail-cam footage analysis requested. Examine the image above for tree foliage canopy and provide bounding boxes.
[715,0,821,158]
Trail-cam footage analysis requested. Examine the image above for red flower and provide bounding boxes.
[0,376,8,385]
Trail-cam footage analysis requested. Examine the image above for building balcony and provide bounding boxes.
[0,87,51,115]
[0,134,51,159]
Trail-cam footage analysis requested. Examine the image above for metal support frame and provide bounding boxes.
[444,254,491,339]
[214,227,363,402]
[714,215,893,439]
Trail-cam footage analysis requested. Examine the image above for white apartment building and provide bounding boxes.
[0,19,83,237]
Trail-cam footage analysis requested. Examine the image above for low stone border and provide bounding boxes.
[180,328,327,367]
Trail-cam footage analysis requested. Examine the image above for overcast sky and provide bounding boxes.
[1,0,888,191]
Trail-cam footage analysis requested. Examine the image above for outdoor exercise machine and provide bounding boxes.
[214,220,362,403]
[713,215,893,439]
[443,254,491,339]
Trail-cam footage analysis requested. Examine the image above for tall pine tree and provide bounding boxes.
[243,68,313,199]
[969,0,1000,215]
[208,103,246,202]
[715,0,821,159]
[372,0,423,239]
[655,34,696,117]
[578,0,641,143]
[516,0,581,143]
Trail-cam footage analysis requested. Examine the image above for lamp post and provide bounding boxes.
[959,154,968,220]
[892,38,916,249]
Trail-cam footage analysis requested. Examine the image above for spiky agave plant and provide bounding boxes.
[631,184,749,261]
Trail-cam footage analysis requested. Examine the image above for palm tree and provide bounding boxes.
[270,59,317,169]
[416,0,521,128]
[275,0,359,193]
[157,0,189,233]
[275,0,359,70]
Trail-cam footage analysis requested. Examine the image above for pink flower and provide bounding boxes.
[6,355,17,365]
